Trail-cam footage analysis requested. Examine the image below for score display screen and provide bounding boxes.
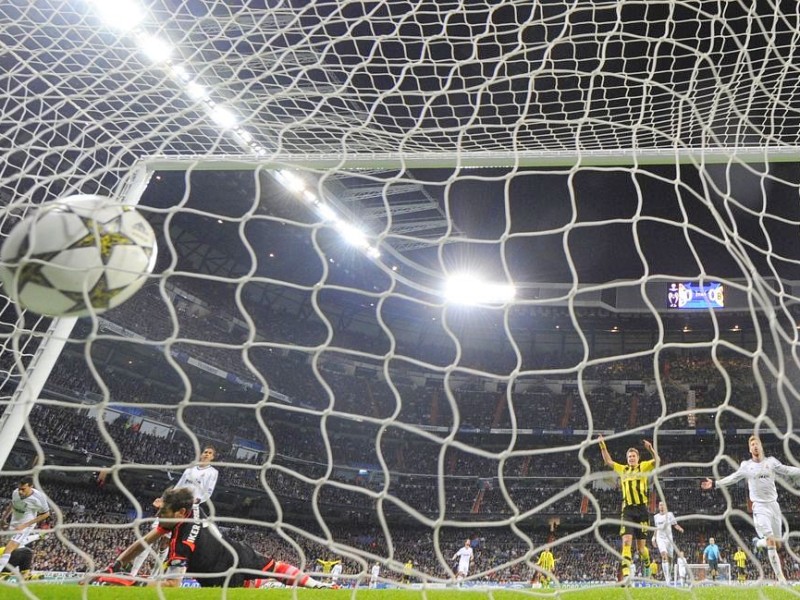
[667,282,724,309]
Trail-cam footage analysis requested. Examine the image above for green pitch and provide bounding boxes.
[2,586,800,600]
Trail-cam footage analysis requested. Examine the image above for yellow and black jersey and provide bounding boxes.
[612,460,655,507]
[733,550,747,569]
[536,551,555,572]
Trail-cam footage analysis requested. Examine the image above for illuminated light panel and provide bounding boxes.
[444,274,516,305]
[88,0,144,31]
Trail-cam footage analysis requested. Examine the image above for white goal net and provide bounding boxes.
[2,0,800,593]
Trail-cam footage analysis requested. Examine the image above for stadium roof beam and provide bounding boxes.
[388,220,449,235]
[337,184,425,202]
[359,202,444,218]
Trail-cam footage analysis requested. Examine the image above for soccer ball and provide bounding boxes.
[0,194,157,317]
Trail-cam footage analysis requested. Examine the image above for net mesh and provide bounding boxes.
[1,0,800,593]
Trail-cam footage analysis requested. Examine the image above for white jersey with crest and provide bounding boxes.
[9,488,50,527]
[176,465,219,504]
[716,456,800,503]
[653,511,678,541]
[454,546,473,574]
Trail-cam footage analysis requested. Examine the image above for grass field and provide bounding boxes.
[2,586,800,600]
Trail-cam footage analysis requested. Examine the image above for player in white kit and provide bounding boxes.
[369,562,380,588]
[702,434,800,583]
[452,539,474,583]
[652,501,683,584]
[675,551,688,586]
[130,445,219,577]
[0,478,50,573]
[331,561,343,587]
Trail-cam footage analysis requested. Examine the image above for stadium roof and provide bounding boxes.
[3,1,800,292]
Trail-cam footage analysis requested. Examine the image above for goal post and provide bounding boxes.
[687,563,732,584]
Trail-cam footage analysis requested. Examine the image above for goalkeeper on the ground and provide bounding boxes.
[90,486,334,589]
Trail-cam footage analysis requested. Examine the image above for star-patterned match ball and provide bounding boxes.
[0,194,157,317]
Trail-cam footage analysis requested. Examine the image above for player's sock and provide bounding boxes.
[663,561,670,583]
[640,546,651,577]
[0,554,11,572]
[621,545,632,579]
[273,561,324,587]
[767,546,786,582]
[129,549,147,578]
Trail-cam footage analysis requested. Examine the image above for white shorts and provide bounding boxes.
[6,525,36,546]
[752,500,783,541]
[656,537,675,557]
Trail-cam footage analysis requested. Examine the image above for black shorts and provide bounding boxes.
[738,565,746,576]
[708,559,719,572]
[619,504,650,539]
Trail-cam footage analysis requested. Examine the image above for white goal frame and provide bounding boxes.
[0,166,153,471]
[686,563,732,584]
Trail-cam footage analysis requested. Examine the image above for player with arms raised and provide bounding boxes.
[598,436,657,581]
[652,501,683,584]
[701,434,800,584]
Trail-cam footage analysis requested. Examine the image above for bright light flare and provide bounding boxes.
[317,204,338,222]
[88,0,145,31]
[337,222,368,248]
[185,81,207,100]
[210,106,238,129]
[444,274,516,305]
[138,34,173,62]
[275,170,306,193]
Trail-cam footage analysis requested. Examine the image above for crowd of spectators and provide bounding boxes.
[3,285,798,584]
[3,474,799,584]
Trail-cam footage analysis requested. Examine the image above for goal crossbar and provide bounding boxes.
[142,147,800,171]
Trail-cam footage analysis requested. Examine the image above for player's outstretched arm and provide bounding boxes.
[115,527,167,567]
[702,467,746,490]
[772,459,800,479]
[598,435,613,467]
[643,439,658,465]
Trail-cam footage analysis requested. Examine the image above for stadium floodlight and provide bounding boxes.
[336,222,369,248]
[185,81,208,101]
[275,170,306,193]
[87,0,145,31]
[137,34,173,63]
[316,203,338,222]
[169,64,192,83]
[209,106,238,129]
[444,273,516,305]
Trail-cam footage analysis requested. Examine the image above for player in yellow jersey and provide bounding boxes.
[533,547,556,588]
[733,547,747,584]
[316,558,341,574]
[598,435,658,582]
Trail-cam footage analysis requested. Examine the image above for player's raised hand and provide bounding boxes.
[643,440,654,453]
[701,478,714,490]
